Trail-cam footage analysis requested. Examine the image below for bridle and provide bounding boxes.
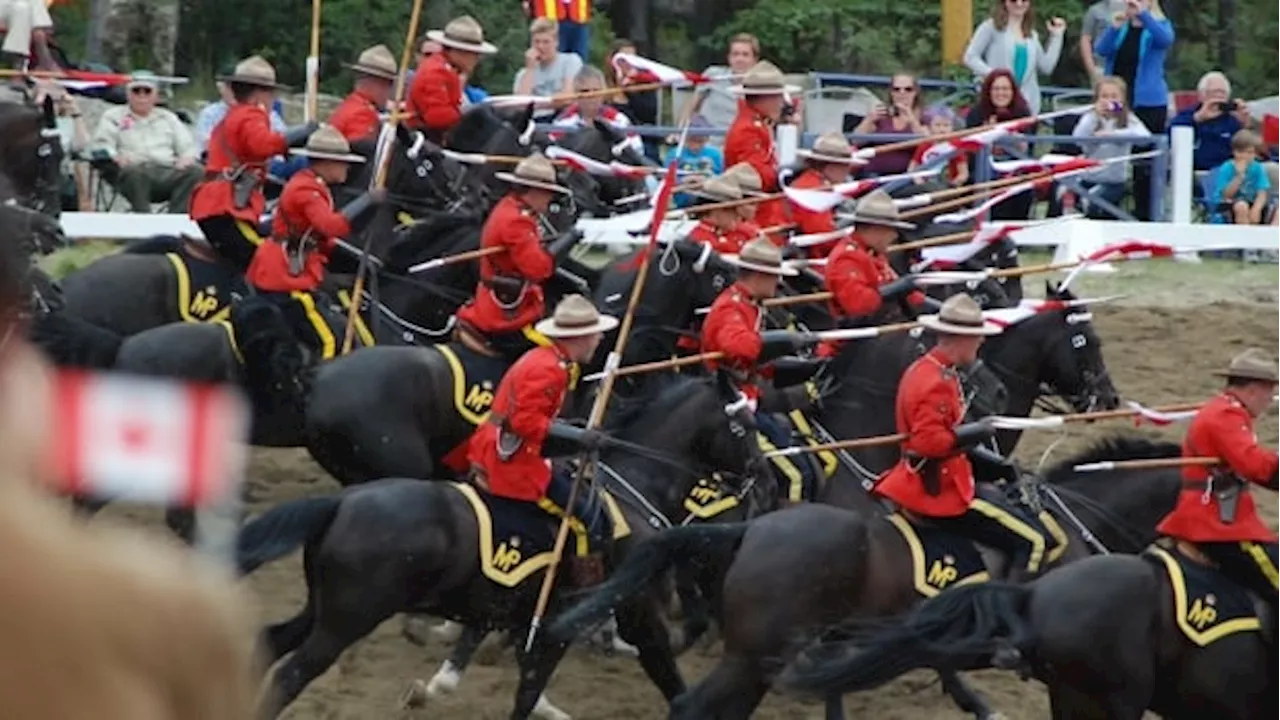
[986,310,1113,416]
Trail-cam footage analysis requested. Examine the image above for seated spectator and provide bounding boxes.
[1168,71,1255,172]
[89,71,202,213]
[1063,76,1150,218]
[605,39,659,162]
[965,69,1032,220]
[698,33,760,130]
[1210,129,1272,225]
[909,105,969,186]
[553,65,643,155]
[850,72,926,177]
[0,0,56,82]
[665,114,722,208]
[513,18,582,120]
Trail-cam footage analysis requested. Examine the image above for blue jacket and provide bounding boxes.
[1169,104,1243,171]
[1095,11,1175,109]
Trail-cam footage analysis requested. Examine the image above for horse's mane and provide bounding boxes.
[603,373,709,434]
[1042,435,1181,484]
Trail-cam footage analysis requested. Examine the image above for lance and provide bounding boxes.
[1073,457,1219,473]
[408,245,503,273]
[305,0,322,124]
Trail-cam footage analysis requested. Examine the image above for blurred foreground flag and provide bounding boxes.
[45,371,250,506]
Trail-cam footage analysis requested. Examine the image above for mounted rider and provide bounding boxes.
[1156,349,1278,612]
[455,153,580,362]
[468,294,618,587]
[686,177,753,255]
[328,45,398,143]
[244,125,384,359]
[190,56,316,271]
[825,191,930,321]
[722,162,767,247]
[724,61,798,245]
[787,132,860,258]
[406,16,498,144]
[702,238,823,503]
[875,293,1048,582]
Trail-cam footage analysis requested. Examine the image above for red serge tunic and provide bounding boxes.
[787,168,838,258]
[190,103,288,224]
[724,105,786,242]
[700,281,766,403]
[406,53,463,138]
[468,343,575,501]
[245,170,351,293]
[455,194,555,334]
[824,233,924,320]
[875,348,975,517]
[329,89,381,141]
[1156,392,1279,543]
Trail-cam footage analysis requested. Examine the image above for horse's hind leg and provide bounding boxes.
[423,626,488,697]
[673,566,710,653]
[824,694,846,720]
[510,639,572,720]
[670,655,768,720]
[940,670,1004,720]
[616,596,686,700]
[258,601,314,669]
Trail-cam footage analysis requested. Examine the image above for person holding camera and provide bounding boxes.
[850,72,925,177]
[1169,71,1255,172]
[1065,76,1151,217]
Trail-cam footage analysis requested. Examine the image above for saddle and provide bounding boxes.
[1145,543,1269,648]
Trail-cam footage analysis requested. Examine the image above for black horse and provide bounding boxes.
[554,118,654,214]
[235,374,768,719]
[0,97,63,219]
[548,437,1187,719]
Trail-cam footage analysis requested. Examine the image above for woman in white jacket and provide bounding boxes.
[963,0,1067,115]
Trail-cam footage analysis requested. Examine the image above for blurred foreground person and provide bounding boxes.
[1,239,258,718]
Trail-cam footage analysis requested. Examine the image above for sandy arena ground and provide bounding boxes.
[106,292,1279,719]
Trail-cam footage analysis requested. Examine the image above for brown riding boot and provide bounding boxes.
[570,552,606,588]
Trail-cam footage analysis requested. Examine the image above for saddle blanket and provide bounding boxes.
[435,343,513,426]
[682,474,741,521]
[1145,545,1262,647]
[451,482,631,588]
[164,248,245,324]
[886,513,991,598]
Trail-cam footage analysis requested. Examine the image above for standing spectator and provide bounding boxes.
[850,72,926,176]
[698,33,760,130]
[1168,71,1254,171]
[1095,0,1173,221]
[523,0,590,63]
[665,115,722,208]
[606,40,659,162]
[90,71,202,213]
[328,44,397,142]
[1080,0,1127,82]
[553,65,643,154]
[1065,75,1150,218]
[909,105,969,186]
[965,69,1033,220]
[0,0,56,82]
[963,0,1067,115]
[513,18,583,121]
[1209,130,1272,225]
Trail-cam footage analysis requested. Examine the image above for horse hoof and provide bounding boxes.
[473,633,506,666]
[532,694,573,720]
[399,679,429,710]
[980,713,1009,720]
[400,615,432,646]
[426,660,461,697]
[430,619,463,643]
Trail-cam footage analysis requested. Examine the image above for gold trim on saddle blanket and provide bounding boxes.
[1147,545,1262,646]
[887,513,991,597]
[450,482,632,588]
[436,344,496,426]
[165,252,232,323]
[683,476,740,520]
[335,289,375,348]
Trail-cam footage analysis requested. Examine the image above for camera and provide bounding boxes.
[1215,99,1241,113]
[781,103,796,120]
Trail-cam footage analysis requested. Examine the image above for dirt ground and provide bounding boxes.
[105,297,1279,719]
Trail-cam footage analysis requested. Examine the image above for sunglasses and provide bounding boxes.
[1006,0,1030,4]
[129,86,155,95]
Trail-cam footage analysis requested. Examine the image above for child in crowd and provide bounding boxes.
[1064,75,1150,217]
[908,105,969,186]
[1210,129,1273,225]
[665,114,723,208]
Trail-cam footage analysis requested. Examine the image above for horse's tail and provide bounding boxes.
[546,522,749,643]
[236,495,341,575]
[28,311,123,368]
[779,583,1032,695]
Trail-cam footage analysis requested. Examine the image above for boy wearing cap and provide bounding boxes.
[666,114,722,209]
[328,45,398,142]
[468,294,618,586]
[407,16,498,143]
[245,125,383,359]
[191,56,316,271]
[89,71,201,214]
[1156,349,1278,607]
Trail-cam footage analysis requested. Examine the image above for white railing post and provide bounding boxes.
[776,123,798,167]
[1169,125,1200,262]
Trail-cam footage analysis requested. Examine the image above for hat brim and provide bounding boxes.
[1212,369,1280,383]
[730,83,802,96]
[343,62,398,80]
[853,214,916,231]
[290,148,367,163]
[918,314,1002,336]
[217,73,291,90]
[691,188,742,204]
[534,314,619,338]
[723,255,800,277]
[427,29,498,55]
[495,171,572,195]
[797,149,866,165]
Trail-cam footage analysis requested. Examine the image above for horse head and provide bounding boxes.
[984,282,1121,415]
[447,103,540,203]
[0,99,63,219]
[381,123,469,214]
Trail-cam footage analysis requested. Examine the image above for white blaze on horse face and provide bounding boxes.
[407,131,426,159]
[1066,312,1093,325]
[693,243,713,274]
[519,120,536,146]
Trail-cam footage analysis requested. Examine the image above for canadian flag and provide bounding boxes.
[611,53,708,87]
[45,372,250,506]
